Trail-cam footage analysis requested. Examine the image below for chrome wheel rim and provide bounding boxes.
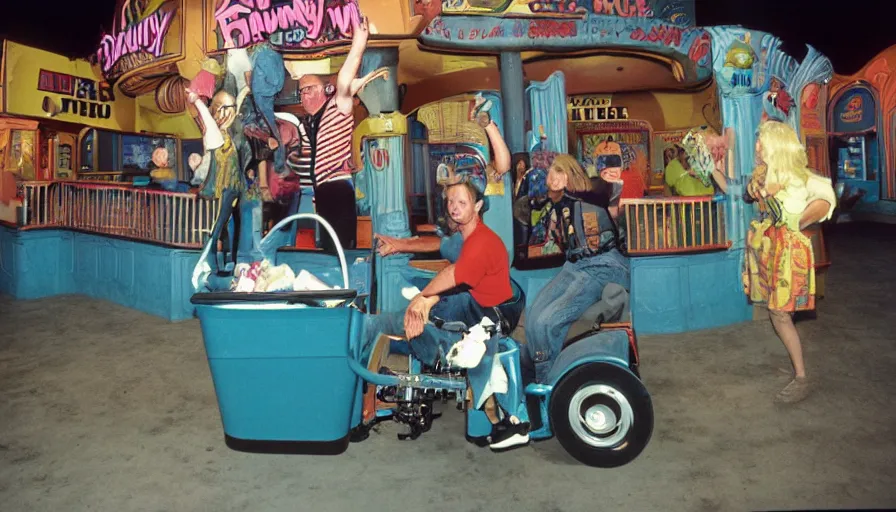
[568,384,634,449]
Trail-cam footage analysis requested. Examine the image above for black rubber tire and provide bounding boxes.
[550,362,653,468]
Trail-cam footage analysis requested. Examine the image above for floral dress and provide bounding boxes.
[743,168,834,312]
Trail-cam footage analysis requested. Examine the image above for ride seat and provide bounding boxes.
[565,283,631,342]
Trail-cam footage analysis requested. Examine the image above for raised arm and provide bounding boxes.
[335,16,370,115]
[483,121,511,175]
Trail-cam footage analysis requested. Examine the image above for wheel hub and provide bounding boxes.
[584,404,617,434]
[568,384,634,448]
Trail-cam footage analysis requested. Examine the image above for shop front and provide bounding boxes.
[2,0,840,335]
[826,44,896,220]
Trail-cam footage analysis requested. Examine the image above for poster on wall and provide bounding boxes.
[575,125,651,198]
[8,130,37,180]
[653,129,689,169]
[800,83,826,135]
[54,133,78,180]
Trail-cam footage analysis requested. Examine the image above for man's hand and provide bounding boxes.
[376,234,401,256]
[353,16,370,45]
[403,294,438,339]
[185,88,199,105]
[404,294,439,339]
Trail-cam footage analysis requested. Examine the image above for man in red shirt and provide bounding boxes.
[365,179,529,449]
[402,180,512,340]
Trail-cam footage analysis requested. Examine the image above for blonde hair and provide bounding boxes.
[550,154,591,193]
[757,120,812,186]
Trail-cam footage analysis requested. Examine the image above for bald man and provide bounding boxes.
[287,16,381,252]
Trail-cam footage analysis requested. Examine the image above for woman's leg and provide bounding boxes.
[768,309,806,377]
[768,308,809,403]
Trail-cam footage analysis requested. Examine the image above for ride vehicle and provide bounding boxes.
[191,212,654,468]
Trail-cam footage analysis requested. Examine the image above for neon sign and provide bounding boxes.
[96,2,176,79]
[215,0,360,51]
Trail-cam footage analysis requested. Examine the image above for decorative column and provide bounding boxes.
[354,46,410,313]
[499,52,526,155]
[707,27,834,251]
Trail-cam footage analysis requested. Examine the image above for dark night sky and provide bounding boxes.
[0,0,894,75]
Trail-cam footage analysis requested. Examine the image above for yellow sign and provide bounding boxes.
[2,41,137,132]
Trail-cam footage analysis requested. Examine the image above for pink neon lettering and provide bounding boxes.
[98,9,174,73]
[214,0,358,49]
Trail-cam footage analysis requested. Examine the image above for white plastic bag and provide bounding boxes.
[446,317,495,369]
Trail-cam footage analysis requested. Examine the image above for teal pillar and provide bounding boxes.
[498,52,526,154]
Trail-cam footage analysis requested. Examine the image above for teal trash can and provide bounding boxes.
[193,294,364,455]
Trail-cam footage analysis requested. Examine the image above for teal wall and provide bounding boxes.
[1,225,199,321]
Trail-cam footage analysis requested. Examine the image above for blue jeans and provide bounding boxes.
[365,287,525,368]
[365,291,484,366]
[524,249,630,383]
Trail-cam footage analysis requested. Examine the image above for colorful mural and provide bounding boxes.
[440,0,695,27]
[420,2,710,83]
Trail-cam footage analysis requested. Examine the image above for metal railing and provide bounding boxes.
[19,181,219,248]
[621,195,730,255]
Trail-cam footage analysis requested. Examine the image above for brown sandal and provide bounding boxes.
[775,376,810,404]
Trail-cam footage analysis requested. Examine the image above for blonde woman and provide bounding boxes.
[744,120,836,404]
[519,155,629,384]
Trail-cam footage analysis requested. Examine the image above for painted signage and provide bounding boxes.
[840,95,864,123]
[95,1,178,80]
[2,41,137,132]
[831,87,876,134]
[38,70,115,120]
[568,95,629,122]
[440,0,694,27]
[214,0,361,51]
[421,14,711,83]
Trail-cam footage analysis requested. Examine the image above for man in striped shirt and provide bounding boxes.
[288,17,372,252]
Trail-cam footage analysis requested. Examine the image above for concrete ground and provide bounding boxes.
[2,222,895,512]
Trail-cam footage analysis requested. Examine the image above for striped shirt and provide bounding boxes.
[294,98,354,187]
